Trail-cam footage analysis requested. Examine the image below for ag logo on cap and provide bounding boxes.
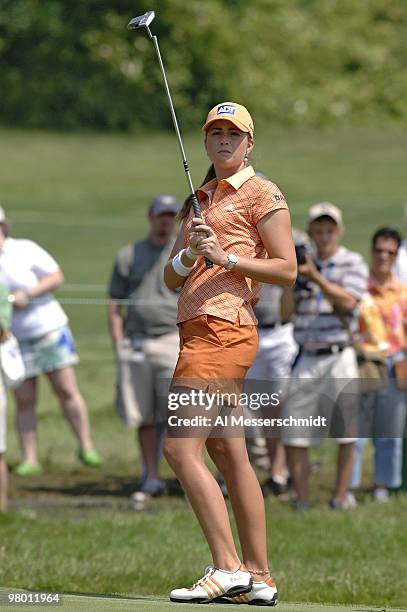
[217,104,236,116]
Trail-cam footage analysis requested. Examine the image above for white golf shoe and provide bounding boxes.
[170,565,252,603]
[220,576,278,606]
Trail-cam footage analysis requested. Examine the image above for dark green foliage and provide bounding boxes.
[0,0,406,131]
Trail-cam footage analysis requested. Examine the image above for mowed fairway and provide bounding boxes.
[0,128,406,609]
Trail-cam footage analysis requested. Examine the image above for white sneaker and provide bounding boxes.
[170,565,252,603]
[373,487,389,502]
[221,576,278,606]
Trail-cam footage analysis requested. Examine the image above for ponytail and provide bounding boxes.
[177,164,217,222]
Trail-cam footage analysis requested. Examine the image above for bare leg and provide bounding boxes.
[334,443,355,502]
[286,446,310,503]
[0,454,8,512]
[14,378,39,464]
[206,437,269,581]
[138,424,160,479]
[164,435,241,571]
[266,438,288,482]
[46,367,93,451]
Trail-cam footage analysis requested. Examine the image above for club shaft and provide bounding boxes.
[148,29,213,269]
[150,35,195,198]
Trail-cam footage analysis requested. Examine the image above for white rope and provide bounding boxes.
[4,295,173,307]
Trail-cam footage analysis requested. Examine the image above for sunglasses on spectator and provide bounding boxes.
[373,247,398,256]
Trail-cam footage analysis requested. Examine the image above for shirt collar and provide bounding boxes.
[198,165,255,198]
[368,272,400,292]
[225,165,255,190]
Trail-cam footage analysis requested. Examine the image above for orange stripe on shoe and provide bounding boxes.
[207,578,222,597]
[209,576,225,594]
[266,577,276,587]
[239,593,249,603]
[200,583,214,598]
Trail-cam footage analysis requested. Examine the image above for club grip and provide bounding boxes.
[190,193,213,269]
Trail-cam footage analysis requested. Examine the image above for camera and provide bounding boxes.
[295,244,308,265]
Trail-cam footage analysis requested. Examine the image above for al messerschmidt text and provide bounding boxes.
[168,415,328,428]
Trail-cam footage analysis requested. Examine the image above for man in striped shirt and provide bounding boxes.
[281,202,368,509]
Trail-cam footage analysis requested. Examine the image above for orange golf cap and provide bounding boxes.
[202,102,254,137]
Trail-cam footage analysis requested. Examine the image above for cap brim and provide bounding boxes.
[202,116,252,136]
[308,214,342,227]
[150,207,179,216]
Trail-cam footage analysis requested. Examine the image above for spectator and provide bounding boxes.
[245,230,307,493]
[108,195,180,498]
[393,205,407,283]
[350,227,407,502]
[281,202,368,510]
[0,207,102,476]
[245,282,297,493]
[0,282,12,511]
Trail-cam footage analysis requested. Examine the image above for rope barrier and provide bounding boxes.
[4,295,174,307]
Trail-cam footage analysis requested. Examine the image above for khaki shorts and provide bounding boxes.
[0,374,7,454]
[116,331,179,427]
[171,314,258,404]
[282,347,360,447]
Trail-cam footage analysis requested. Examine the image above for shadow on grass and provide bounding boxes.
[10,474,185,510]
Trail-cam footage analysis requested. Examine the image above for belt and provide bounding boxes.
[302,344,350,356]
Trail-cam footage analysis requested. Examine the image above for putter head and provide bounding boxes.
[128,11,155,30]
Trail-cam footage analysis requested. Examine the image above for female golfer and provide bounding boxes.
[164,102,296,605]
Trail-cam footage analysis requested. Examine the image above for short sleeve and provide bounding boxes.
[341,254,369,300]
[252,181,288,226]
[25,241,60,278]
[108,245,133,299]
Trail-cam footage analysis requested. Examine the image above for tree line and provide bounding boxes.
[0,0,405,131]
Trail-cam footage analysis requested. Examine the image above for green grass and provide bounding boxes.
[1,497,407,608]
[0,127,407,608]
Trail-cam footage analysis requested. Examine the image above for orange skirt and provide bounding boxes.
[171,314,258,402]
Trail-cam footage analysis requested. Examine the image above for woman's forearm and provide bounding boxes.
[232,256,297,287]
[164,250,195,290]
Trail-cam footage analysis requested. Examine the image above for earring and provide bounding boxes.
[244,152,249,163]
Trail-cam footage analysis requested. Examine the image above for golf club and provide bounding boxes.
[128,10,213,268]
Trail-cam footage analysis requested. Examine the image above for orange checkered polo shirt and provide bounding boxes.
[177,165,289,325]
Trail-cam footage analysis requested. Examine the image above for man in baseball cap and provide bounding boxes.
[202,102,254,137]
[149,194,180,217]
[282,201,368,510]
[308,202,344,229]
[108,193,180,501]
